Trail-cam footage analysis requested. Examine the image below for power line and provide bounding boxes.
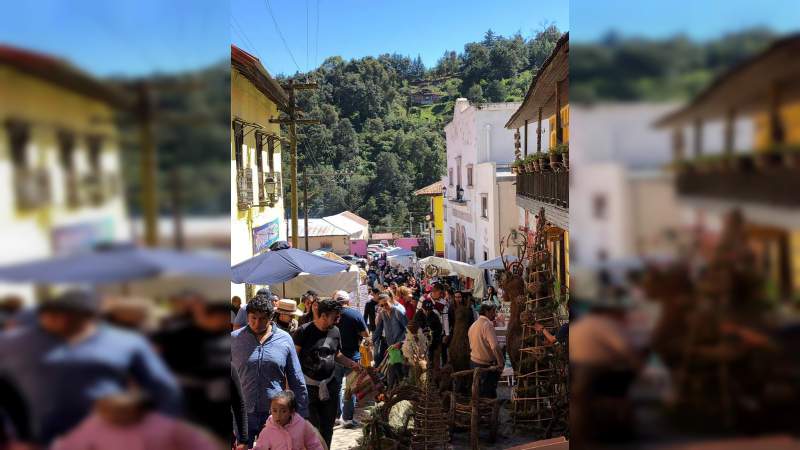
[264,0,302,73]
[315,0,320,68]
[231,16,264,64]
[306,0,310,72]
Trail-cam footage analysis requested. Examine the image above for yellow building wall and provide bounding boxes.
[791,230,800,298]
[432,194,445,255]
[230,68,286,300]
[754,101,800,151]
[548,104,570,148]
[0,65,129,303]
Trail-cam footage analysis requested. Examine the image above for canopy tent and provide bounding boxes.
[477,255,519,270]
[231,247,349,285]
[387,253,417,269]
[385,247,415,257]
[0,244,229,284]
[280,264,361,303]
[418,256,486,297]
[312,251,352,266]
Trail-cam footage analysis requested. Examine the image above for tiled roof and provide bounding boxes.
[413,180,444,196]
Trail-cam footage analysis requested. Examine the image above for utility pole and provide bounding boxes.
[270,80,318,248]
[136,82,158,247]
[303,169,309,251]
[300,170,353,249]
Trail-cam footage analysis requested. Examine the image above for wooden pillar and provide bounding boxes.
[536,107,542,153]
[724,108,735,155]
[693,118,703,158]
[555,80,563,145]
[524,119,528,157]
[769,83,785,145]
[672,128,685,162]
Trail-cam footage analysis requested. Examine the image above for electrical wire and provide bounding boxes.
[264,0,302,73]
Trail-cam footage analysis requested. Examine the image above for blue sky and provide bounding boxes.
[572,0,800,42]
[0,0,228,77]
[231,0,569,76]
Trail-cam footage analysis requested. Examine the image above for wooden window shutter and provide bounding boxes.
[255,131,265,205]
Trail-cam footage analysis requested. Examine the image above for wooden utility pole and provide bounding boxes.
[270,80,318,248]
[303,169,309,251]
[136,82,158,247]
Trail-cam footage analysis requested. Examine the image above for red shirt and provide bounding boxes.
[400,298,416,321]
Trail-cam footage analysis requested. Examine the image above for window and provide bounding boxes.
[86,135,104,206]
[467,165,473,187]
[233,121,244,169]
[448,168,453,186]
[267,135,275,172]
[456,156,462,187]
[593,193,607,220]
[450,227,455,247]
[58,132,78,207]
[255,132,265,205]
[480,194,488,219]
[468,238,475,261]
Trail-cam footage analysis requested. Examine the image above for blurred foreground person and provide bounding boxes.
[0,373,32,447]
[153,298,230,442]
[231,295,308,447]
[51,391,220,450]
[570,290,642,447]
[0,289,181,445]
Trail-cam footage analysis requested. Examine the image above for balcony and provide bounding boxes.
[676,166,800,207]
[516,171,568,208]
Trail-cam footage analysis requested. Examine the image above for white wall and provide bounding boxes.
[443,99,519,263]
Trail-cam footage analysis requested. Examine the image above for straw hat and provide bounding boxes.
[275,299,303,317]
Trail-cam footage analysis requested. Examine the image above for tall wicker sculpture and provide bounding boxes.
[510,208,569,437]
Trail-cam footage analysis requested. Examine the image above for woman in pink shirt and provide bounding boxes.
[253,390,326,450]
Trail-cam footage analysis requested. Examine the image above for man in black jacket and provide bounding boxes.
[413,300,443,368]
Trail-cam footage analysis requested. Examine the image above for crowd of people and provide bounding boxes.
[230,261,514,449]
[0,289,230,449]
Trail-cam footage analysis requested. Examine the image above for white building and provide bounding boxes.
[442,99,521,264]
[569,103,704,270]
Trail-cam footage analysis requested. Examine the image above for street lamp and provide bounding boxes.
[264,173,279,206]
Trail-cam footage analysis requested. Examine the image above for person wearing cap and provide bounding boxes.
[0,289,181,445]
[293,298,361,448]
[329,290,369,429]
[231,295,309,447]
[413,299,443,367]
[430,283,451,367]
[274,299,303,333]
[467,301,505,399]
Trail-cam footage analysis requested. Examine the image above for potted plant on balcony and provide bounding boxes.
[536,152,550,172]
[524,154,537,173]
[778,143,800,169]
[755,148,781,171]
[549,143,567,170]
[511,158,521,174]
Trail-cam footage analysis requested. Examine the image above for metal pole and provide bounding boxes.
[303,169,309,251]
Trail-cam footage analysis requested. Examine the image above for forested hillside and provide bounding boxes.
[284,25,563,233]
[571,28,777,103]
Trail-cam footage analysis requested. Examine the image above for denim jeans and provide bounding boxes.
[334,363,357,421]
[470,361,500,399]
[246,411,269,446]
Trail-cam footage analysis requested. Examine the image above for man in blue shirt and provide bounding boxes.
[373,293,408,357]
[330,291,369,429]
[0,289,181,445]
[231,295,308,446]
